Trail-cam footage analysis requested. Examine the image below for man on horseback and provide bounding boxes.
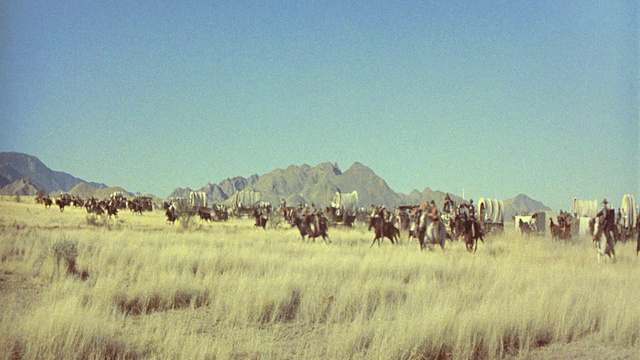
[443,194,454,214]
[429,200,439,222]
[467,199,476,220]
[368,204,378,231]
[595,199,616,259]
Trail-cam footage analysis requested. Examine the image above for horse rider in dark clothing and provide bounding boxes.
[467,199,476,220]
[443,194,454,214]
[596,199,616,258]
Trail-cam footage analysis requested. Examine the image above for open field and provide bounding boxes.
[1,197,638,359]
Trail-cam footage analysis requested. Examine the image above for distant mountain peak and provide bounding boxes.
[0,177,43,196]
[503,193,551,218]
[0,151,106,193]
[313,162,342,175]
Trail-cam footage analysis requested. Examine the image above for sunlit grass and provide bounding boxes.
[1,198,638,359]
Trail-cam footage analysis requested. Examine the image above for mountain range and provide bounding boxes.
[0,152,106,194]
[0,152,550,218]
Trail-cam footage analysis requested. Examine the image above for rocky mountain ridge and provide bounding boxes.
[1,152,551,218]
[0,152,106,193]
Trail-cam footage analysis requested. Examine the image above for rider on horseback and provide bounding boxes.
[467,199,476,220]
[443,194,453,214]
[429,200,439,222]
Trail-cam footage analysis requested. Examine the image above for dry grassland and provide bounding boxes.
[1,197,638,359]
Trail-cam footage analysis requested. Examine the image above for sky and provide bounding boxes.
[2,1,638,212]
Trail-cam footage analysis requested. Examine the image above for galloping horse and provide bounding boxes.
[461,218,484,252]
[253,208,268,229]
[417,212,447,251]
[370,216,398,247]
[289,210,330,244]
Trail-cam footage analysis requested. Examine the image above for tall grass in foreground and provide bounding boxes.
[1,199,639,359]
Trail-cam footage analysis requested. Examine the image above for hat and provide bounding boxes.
[602,199,608,204]
[430,200,435,205]
[469,199,474,203]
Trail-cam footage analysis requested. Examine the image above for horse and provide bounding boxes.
[408,216,419,243]
[253,208,268,229]
[198,207,214,222]
[460,218,484,252]
[593,219,615,262]
[290,211,330,244]
[369,216,398,247]
[550,219,561,240]
[165,207,178,225]
[55,197,70,212]
[42,196,53,209]
[519,219,534,236]
[106,202,118,218]
[417,212,447,251]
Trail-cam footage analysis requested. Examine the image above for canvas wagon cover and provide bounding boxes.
[189,191,208,208]
[620,194,637,228]
[234,190,261,209]
[478,198,504,223]
[573,198,598,218]
[331,191,359,216]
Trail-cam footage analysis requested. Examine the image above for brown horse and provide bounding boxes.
[370,216,398,247]
[461,218,484,252]
[549,219,561,240]
[253,208,268,229]
[165,207,178,225]
[290,211,330,244]
[42,196,53,209]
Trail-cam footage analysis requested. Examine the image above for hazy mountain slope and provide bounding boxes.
[503,193,552,219]
[0,177,43,196]
[0,152,106,193]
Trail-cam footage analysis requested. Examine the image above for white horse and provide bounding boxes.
[418,212,447,251]
[593,221,615,262]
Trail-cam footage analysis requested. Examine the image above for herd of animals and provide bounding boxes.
[38,193,152,217]
[34,192,640,258]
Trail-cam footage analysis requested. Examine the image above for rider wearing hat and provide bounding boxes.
[596,199,616,258]
[467,199,476,220]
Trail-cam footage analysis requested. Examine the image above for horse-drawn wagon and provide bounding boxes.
[327,191,359,226]
[478,198,504,234]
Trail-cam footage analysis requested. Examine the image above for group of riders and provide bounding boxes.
[281,193,486,250]
[370,194,482,234]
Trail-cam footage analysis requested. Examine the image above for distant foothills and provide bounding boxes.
[0,151,550,219]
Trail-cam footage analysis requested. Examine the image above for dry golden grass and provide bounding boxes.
[1,197,638,359]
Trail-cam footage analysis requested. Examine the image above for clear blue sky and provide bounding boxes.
[2,1,638,211]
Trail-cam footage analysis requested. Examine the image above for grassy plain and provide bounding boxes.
[0,197,638,359]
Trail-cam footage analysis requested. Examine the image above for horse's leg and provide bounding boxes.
[464,234,472,252]
[370,236,378,248]
[420,229,427,250]
[388,234,395,245]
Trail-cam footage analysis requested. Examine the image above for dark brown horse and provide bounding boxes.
[253,208,268,229]
[55,196,71,212]
[165,207,178,225]
[461,218,484,252]
[42,196,53,209]
[198,207,214,222]
[370,216,398,247]
[290,210,330,244]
